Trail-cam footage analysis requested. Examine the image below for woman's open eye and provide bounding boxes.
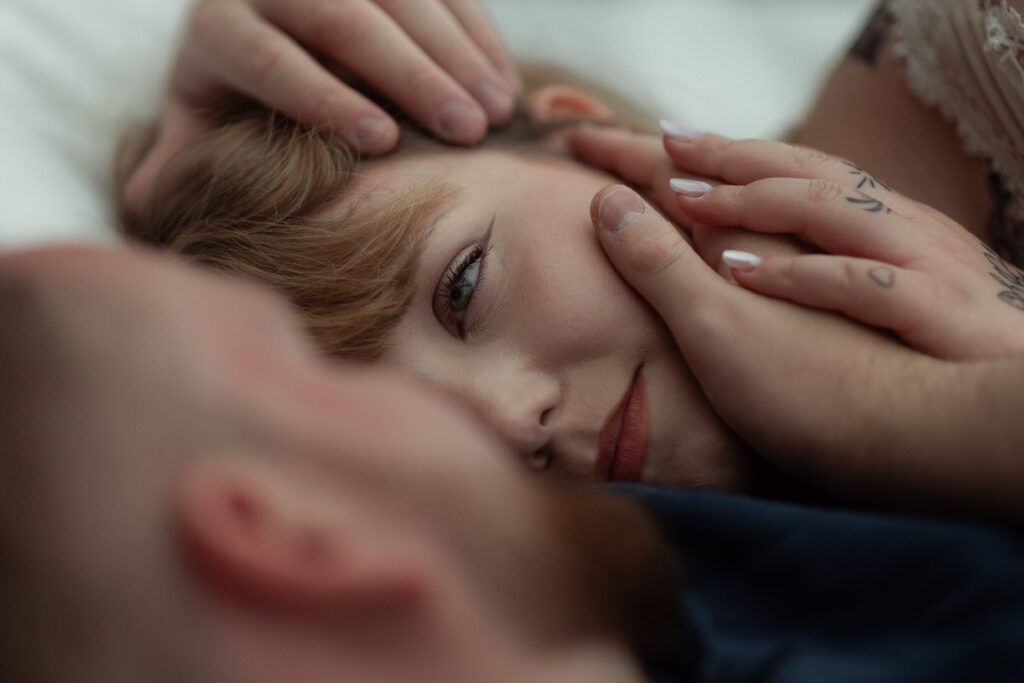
[434,244,490,338]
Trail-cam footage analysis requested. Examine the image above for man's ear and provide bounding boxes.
[526,85,614,123]
[176,457,425,614]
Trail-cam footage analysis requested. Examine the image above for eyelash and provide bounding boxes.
[437,244,491,338]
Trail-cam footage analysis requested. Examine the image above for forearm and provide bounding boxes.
[849,355,1024,520]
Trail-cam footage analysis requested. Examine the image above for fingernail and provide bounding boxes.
[660,119,701,141]
[670,178,712,197]
[438,101,486,141]
[476,82,515,118]
[352,117,392,151]
[598,187,646,234]
[721,250,762,272]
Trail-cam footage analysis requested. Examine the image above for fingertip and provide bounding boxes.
[348,116,399,155]
[664,136,699,165]
[590,184,620,233]
[673,183,736,226]
[474,81,516,126]
[659,119,701,142]
[721,250,762,272]
[437,100,488,145]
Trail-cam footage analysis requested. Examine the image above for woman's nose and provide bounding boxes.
[472,372,560,455]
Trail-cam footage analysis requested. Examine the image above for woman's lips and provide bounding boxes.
[595,367,650,482]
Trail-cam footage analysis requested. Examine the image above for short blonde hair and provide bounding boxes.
[120,110,454,360]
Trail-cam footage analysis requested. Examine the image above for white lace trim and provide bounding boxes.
[891,0,1024,218]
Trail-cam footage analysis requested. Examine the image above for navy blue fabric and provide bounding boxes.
[615,486,1024,683]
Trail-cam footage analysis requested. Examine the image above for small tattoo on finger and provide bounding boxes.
[868,266,896,288]
[847,190,893,214]
[842,160,891,191]
[982,241,1024,312]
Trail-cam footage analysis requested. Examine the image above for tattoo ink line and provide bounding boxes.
[847,191,893,214]
[843,161,891,191]
[868,267,895,288]
[981,241,1024,312]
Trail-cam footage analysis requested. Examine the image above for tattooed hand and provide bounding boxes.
[572,126,1024,520]
[657,132,1024,360]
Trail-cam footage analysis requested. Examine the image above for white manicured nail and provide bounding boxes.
[721,250,762,271]
[660,119,701,141]
[670,178,712,197]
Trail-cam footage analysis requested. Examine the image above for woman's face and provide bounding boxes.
[362,147,754,490]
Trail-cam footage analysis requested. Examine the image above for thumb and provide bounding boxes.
[590,185,734,345]
[122,100,208,221]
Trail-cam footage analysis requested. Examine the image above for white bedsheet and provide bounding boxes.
[0,0,875,248]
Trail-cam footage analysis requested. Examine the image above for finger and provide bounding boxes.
[122,100,209,220]
[569,126,711,229]
[189,0,398,152]
[253,0,488,144]
[589,185,740,342]
[441,0,521,90]
[674,177,915,262]
[660,127,899,197]
[589,185,908,464]
[375,0,515,124]
[724,251,931,334]
[570,127,666,189]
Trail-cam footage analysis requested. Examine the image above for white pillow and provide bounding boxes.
[0,0,875,248]
[0,0,191,248]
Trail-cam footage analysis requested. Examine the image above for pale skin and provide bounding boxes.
[127,0,1024,517]
[365,146,755,491]
[571,126,1024,361]
[569,126,1024,521]
[125,0,519,217]
[0,245,649,683]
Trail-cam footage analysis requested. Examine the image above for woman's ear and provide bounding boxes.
[176,457,425,614]
[526,85,614,123]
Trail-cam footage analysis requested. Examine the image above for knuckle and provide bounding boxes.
[839,259,861,294]
[806,178,844,205]
[789,143,832,169]
[733,183,760,214]
[701,135,734,172]
[776,258,803,290]
[626,229,692,278]
[246,36,285,84]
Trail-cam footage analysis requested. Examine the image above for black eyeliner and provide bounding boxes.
[433,213,497,338]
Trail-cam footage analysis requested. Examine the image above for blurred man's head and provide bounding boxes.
[0,246,683,683]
